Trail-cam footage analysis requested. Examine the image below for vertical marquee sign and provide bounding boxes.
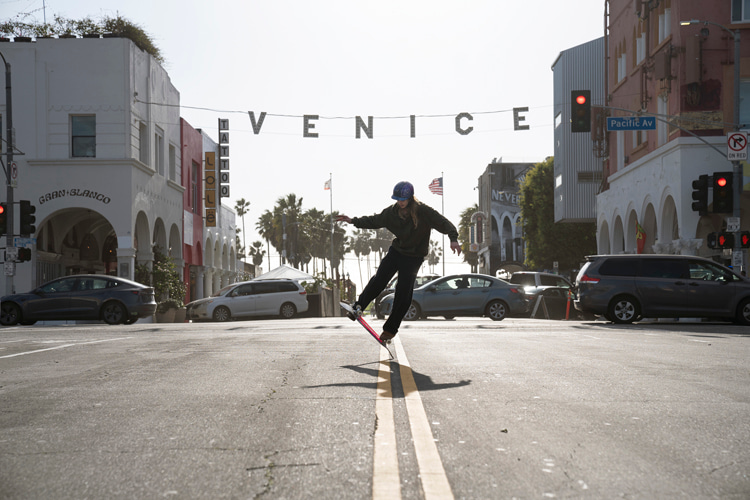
[219,119,230,199]
[204,152,217,227]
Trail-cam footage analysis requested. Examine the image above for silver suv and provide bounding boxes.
[186,279,308,321]
[574,255,750,324]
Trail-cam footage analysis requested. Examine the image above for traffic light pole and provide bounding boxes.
[731,29,744,273]
[1,51,13,295]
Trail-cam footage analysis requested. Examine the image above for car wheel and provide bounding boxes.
[735,298,750,325]
[404,302,421,321]
[280,302,297,319]
[102,302,127,325]
[213,306,232,322]
[608,295,640,324]
[0,302,21,326]
[485,299,508,321]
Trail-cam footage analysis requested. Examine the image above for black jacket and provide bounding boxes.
[352,202,459,258]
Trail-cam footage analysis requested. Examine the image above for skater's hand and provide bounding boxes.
[450,241,462,256]
[336,215,352,224]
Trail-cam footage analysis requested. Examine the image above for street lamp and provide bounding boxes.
[681,19,743,271]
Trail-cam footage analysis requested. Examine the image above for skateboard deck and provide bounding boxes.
[340,302,395,360]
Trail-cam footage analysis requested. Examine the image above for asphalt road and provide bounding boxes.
[1,317,749,499]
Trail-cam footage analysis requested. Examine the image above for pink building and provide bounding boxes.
[596,0,750,267]
[180,119,204,303]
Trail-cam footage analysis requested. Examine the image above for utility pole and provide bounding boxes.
[1,51,14,295]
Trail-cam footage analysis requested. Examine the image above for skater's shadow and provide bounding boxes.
[302,361,471,396]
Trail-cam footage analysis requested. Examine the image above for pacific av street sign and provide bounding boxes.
[607,116,656,131]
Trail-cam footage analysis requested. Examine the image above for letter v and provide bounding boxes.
[248,111,267,134]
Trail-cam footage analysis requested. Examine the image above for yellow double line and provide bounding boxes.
[372,337,453,500]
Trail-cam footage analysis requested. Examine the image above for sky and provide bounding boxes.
[4,0,605,285]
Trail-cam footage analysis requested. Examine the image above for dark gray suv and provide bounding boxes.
[574,255,750,325]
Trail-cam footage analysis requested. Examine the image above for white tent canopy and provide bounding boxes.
[254,264,314,281]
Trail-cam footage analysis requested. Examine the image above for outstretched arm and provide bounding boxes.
[335,215,352,224]
[450,240,462,256]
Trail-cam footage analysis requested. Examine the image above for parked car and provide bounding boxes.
[374,274,440,318]
[509,271,573,309]
[379,273,527,321]
[575,254,750,324]
[0,274,156,326]
[185,279,308,322]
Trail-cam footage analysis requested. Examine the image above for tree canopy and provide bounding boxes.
[519,157,596,273]
[1,14,163,63]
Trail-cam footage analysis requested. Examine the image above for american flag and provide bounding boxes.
[428,177,443,195]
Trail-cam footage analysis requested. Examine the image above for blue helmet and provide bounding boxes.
[391,181,414,201]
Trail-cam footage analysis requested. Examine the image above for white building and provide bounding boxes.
[0,36,238,297]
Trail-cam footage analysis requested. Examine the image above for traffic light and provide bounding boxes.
[691,175,709,215]
[17,247,31,262]
[707,231,735,249]
[571,90,591,133]
[741,231,750,248]
[712,172,733,213]
[717,231,734,249]
[0,203,6,235]
[19,200,36,237]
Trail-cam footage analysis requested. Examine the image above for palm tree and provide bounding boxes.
[427,239,442,273]
[234,198,250,261]
[248,241,266,275]
[274,194,305,268]
[256,210,276,266]
[459,204,480,272]
[350,229,372,288]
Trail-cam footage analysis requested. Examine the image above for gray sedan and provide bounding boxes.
[379,274,528,321]
[0,274,157,326]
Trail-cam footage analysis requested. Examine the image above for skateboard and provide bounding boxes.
[340,302,395,360]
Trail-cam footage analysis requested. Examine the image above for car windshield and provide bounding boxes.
[213,284,238,297]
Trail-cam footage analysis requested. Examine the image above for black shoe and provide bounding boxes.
[380,331,396,343]
[346,303,362,321]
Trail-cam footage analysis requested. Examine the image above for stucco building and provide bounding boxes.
[0,36,239,302]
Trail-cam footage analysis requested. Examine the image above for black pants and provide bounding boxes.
[357,247,424,335]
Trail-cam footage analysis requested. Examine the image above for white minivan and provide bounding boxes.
[186,279,308,322]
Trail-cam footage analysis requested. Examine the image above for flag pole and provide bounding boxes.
[441,171,445,276]
[329,173,334,280]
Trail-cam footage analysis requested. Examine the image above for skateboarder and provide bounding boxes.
[336,181,461,341]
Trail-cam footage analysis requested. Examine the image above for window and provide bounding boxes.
[71,115,96,157]
[191,161,199,213]
[632,129,647,148]
[636,30,646,65]
[599,258,639,277]
[739,80,750,130]
[688,260,737,282]
[169,144,176,181]
[732,0,750,22]
[658,6,671,42]
[640,259,685,279]
[138,122,148,164]
[154,127,164,176]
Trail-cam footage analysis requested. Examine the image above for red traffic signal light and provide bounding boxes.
[741,231,750,248]
[571,90,591,133]
[712,172,733,213]
[0,203,6,235]
[717,232,734,249]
